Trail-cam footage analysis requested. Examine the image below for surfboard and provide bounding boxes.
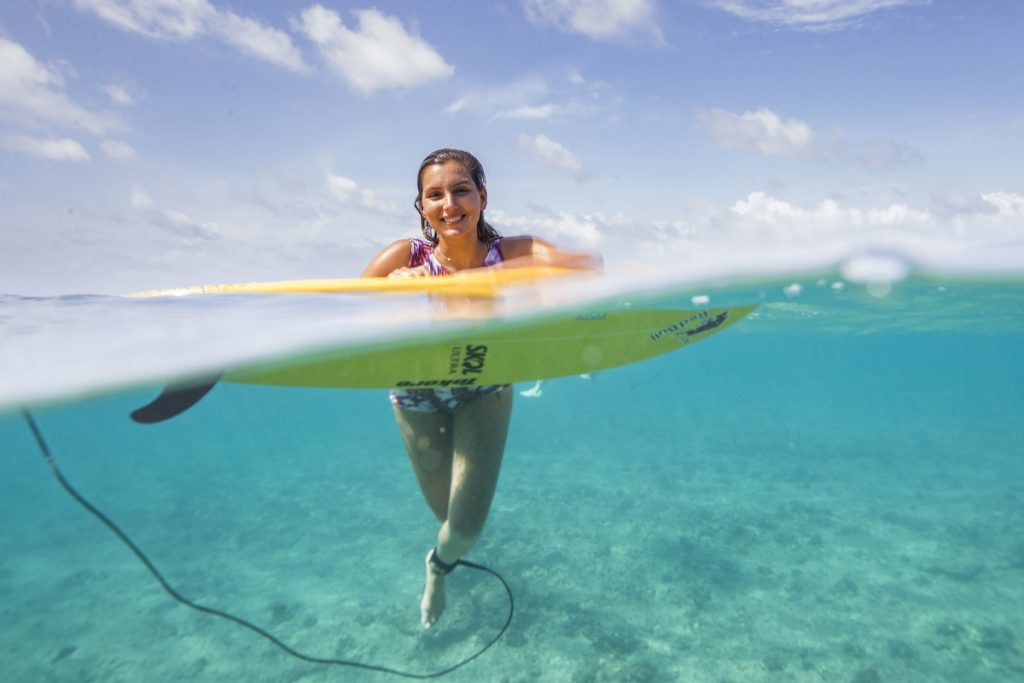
[128,267,577,299]
[131,305,755,423]
[230,305,756,388]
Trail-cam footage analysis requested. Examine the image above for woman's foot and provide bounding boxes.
[421,550,447,628]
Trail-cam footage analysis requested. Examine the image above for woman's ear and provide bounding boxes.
[480,187,487,211]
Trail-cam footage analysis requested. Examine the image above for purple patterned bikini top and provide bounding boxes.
[408,238,504,276]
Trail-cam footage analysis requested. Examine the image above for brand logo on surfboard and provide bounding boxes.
[649,311,728,343]
[395,378,479,388]
[446,343,489,377]
[461,344,487,375]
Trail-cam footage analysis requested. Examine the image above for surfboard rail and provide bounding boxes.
[127,267,579,298]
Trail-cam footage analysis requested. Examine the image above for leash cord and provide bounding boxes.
[21,408,513,679]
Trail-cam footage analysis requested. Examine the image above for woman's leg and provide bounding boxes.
[437,387,513,560]
[424,387,513,627]
[393,407,454,522]
[393,387,514,626]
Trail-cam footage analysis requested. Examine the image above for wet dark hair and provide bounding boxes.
[414,148,501,245]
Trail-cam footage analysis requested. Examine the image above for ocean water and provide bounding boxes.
[1,273,1022,682]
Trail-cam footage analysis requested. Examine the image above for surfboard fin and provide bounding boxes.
[130,376,221,424]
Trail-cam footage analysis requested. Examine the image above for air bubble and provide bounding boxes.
[582,345,603,365]
[840,254,910,284]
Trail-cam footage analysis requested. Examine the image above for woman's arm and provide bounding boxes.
[497,235,602,272]
[361,240,417,278]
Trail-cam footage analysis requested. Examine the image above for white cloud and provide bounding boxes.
[129,188,218,239]
[0,37,119,134]
[443,72,610,122]
[100,139,140,161]
[925,190,1024,241]
[519,134,589,180]
[929,190,993,220]
[523,0,664,43]
[443,78,550,116]
[130,189,154,209]
[505,104,562,120]
[490,208,605,245]
[296,6,453,94]
[864,203,930,225]
[2,135,91,162]
[491,188,1024,271]
[102,83,135,105]
[707,0,930,31]
[730,191,842,234]
[210,10,308,73]
[981,191,1024,217]
[729,191,929,236]
[700,109,922,171]
[698,107,816,158]
[73,0,212,38]
[73,0,308,73]
[326,173,402,216]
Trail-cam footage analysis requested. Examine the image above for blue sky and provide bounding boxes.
[1,1,1022,294]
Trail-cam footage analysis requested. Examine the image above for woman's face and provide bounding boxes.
[419,161,487,241]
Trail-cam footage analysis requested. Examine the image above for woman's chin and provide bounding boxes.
[438,221,474,239]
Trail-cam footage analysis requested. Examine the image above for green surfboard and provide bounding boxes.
[227,306,756,389]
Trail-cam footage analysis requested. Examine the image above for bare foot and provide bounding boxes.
[421,550,447,628]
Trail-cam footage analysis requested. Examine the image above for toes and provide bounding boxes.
[421,604,439,628]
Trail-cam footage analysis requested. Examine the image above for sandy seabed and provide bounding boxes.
[2,333,1022,682]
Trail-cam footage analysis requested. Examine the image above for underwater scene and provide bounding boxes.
[1,274,1022,683]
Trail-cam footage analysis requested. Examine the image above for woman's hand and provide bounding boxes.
[387,265,431,279]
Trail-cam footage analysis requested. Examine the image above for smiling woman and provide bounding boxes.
[361,147,600,628]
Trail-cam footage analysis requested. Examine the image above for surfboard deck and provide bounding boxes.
[227,306,757,389]
[128,267,577,299]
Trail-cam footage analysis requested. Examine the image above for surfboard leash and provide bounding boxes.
[21,408,513,679]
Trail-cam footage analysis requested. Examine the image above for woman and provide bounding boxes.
[362,148,597,627]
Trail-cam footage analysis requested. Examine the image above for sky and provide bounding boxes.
[1,0,1023,295]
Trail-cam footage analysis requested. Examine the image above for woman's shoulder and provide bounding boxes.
[383,238,420,258]
[361,239,416,277]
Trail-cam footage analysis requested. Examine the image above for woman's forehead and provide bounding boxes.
[420,161,473,188]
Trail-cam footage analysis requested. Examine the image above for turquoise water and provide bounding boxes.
[2,276,1023,682]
